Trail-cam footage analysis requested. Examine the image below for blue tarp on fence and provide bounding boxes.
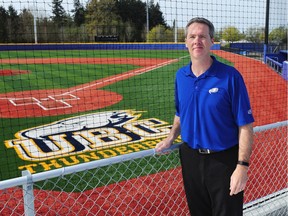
[230,43,278,53]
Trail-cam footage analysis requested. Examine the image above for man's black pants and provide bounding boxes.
[179,143,244,216]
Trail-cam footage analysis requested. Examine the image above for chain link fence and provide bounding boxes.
[0,0,287,215]
[0,121,287,215]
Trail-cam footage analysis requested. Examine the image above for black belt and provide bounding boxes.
[197,148,217,154]
[183,142,238,155]
[183,143,218,154]
[197,145,239,154]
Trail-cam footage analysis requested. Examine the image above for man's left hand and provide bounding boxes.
[229,165,248,196]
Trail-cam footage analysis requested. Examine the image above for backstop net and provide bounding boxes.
[0,0,287,215]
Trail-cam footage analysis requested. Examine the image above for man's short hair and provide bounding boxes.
[185,17,215,39]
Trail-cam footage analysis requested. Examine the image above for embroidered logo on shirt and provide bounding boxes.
[248,109,252,115]
[209,88,219,94]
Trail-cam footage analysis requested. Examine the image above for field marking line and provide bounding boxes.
[67,58,179,94]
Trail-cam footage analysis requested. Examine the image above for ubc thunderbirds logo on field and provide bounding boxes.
[5,110,171,164]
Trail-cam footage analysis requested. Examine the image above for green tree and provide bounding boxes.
[269,26,287,44]
[18,9,34,43]
[222,26,243,42]
[85,0,168,42]
[148,1,167,29]
[72,0,85,27]
[7,5,22,43]
[177,28,185,42]
[245,27,265,43]
[214,30,222,42]
[147,24,173,42]
[115,0,146,41]
[86,0,120,38]
[37,17,54,43]
[0,6,8,42]
[51,0,66,26]
[51,0,70,42]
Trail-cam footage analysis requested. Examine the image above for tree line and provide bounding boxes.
[0,0,168,43]
[0,0,286,44]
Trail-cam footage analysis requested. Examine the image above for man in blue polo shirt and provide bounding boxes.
[155,17,254,216]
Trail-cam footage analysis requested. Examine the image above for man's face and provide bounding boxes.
[185,22,214,59]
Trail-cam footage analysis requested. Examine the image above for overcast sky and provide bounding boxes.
[159,0,287,31]
[1,0,287,31]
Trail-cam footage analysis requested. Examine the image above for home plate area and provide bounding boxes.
[0,88,123,118]
[10,93,79,110]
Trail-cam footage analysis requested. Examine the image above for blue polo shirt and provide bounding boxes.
[175,56,254,151]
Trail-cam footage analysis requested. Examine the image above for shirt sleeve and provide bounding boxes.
[231,71,255,126]
[175,76,180,117]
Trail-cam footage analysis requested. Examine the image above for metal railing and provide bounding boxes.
[266,56,283,74]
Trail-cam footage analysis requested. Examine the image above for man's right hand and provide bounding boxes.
[155,115,181,153]
[155,138,173,153]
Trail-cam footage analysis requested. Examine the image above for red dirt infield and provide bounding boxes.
[0,69,30,76]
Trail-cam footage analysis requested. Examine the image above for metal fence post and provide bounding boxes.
[22,170,35,216]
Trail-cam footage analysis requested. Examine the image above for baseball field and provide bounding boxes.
[0,48,287,215]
